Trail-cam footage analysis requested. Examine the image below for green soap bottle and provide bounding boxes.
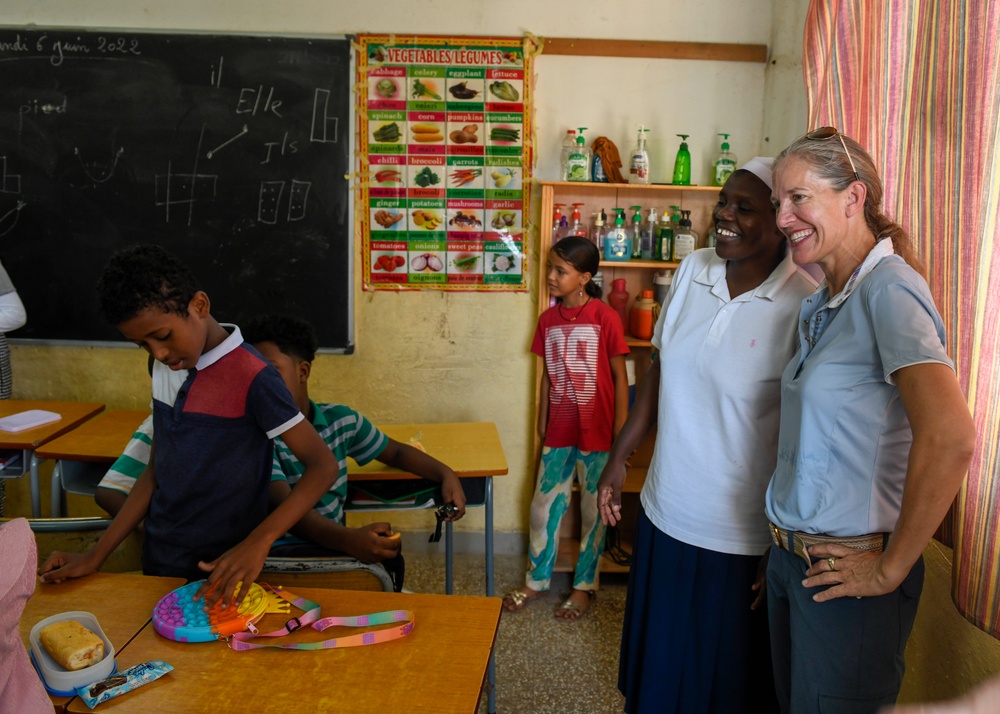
[672,134,691,186]
[712,133,737,187]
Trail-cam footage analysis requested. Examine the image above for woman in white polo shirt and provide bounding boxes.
[766,129,975,712]
[598,158,817,714]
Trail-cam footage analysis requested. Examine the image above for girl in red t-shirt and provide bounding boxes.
[503,237,629,619]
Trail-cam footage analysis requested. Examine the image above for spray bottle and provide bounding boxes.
[629,125,651,184]
[712,133,737,187]
[671,134,691,186]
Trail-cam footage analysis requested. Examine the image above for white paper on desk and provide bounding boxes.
[0,409,61,432]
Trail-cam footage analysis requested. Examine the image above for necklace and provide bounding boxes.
[557,297,591,322]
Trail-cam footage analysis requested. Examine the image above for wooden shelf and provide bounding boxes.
[601,259,679,270]
[539,38,768,64]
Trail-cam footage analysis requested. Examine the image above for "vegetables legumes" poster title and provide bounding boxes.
[384,48,504,66]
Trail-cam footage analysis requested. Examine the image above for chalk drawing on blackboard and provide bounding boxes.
[206,124,248,160]
[288,180,311,221]
[259,181,284,225]
[0,158,21,196]
[155,162,218,225]
[0,200,25,238]
[210,56,224,88]
[311,89,339,143]
[73,146,124,184]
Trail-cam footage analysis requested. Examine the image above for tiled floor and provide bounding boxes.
[404,551,629,714]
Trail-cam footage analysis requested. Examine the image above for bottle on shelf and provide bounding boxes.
[555,214,569,241]
[552,203,566,243]
[657,210,674,262]
[604,208,630,261]
[591,208,608,250]
[629,205,643,259]
[653,269,673,304]
[566,128,592,182]
[712,133,737,187]
[629,289,658,340]
[560,129,577,181]
[705,225,717,249]
[608,278,630,330]
[671,134,691,186]
[672,209,698,262]
[640,207,657,260]
[592,141,609,183]
[629,125,651,184]
[567,203,588,238]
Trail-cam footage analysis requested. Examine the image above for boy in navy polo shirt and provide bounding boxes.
[39,245,336,608]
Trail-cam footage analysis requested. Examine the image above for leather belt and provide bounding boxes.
[769,522,885,565]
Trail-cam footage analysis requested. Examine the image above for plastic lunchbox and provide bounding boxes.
[29,611,116,696]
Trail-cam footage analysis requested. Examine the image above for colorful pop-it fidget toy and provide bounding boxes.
[152,580,285,643]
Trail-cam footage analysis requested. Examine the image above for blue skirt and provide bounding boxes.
[619,505,778,714]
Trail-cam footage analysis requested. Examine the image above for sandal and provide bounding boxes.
[554,589,595,621]
[502,587,546,612]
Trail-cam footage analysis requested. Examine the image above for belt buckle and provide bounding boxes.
[769,523,783,550]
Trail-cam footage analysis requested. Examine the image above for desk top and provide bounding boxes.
[22,573,185,712]
[35,410,150,462]
[349,421,508,482]
[65,584,501,713]
[0,400,106,450]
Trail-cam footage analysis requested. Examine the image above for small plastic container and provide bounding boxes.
[629,290,658,340]
[30,611,116,696]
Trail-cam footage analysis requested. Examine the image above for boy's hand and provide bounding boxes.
[439,473,466,520]
[38,550,100,584]
[345,523,403,563]
[195,536,271,609]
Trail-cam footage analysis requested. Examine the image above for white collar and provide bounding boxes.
[194,323,243,371]
[825,238,894,308]
[695,249,801,302]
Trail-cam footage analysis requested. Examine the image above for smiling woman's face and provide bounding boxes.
[771,156,848,267]
[712,170,784,264]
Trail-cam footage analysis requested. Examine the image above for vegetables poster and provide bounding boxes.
[357,35,531,291]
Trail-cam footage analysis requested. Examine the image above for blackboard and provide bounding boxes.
[0,28,353,351]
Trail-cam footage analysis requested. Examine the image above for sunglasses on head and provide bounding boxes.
[805,126,860,182]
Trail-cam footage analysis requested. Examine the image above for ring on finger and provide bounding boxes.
[827,557,837,571]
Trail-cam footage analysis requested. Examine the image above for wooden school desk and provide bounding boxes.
[347,421,508,598]
[62,582,502,714]
[35,410,150,517]
[348,421,507,714]
[0,400,105,517]
[21,573,186,713]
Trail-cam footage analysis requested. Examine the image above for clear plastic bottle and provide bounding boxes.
[560,129,577,181]
[712,133,737,187]
[566,128,592,182]
[568,203,588,238]
[657,210,674,262]
[629,125,651,184]
[591,208,608,250]
[629,205,643,259]
[640,207,657,259]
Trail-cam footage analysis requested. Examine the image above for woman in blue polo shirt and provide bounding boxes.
[767,129,976,712]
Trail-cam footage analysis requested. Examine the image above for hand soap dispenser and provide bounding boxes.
[566,127,592,182]
[672,209,698,261]
[604,208,630,261]
[629,125,651,184]
[629,205,643,259]
[671,134,691,186]
[712,133,737,187]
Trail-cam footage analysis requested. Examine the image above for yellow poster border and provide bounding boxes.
[356,34,533,292]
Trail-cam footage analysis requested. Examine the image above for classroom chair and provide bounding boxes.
[1,517,143,573]
[50,460,108,518]
[261,556,395,592]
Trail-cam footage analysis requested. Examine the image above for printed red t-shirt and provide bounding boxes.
[531,299,629,452]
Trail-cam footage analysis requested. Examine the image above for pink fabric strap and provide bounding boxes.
[228,584,414,651]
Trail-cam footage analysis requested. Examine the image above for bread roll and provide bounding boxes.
[39,620,105,671]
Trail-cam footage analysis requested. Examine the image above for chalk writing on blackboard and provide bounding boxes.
[0,28,353,350]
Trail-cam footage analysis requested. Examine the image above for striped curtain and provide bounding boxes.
[802,1,1000,637]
